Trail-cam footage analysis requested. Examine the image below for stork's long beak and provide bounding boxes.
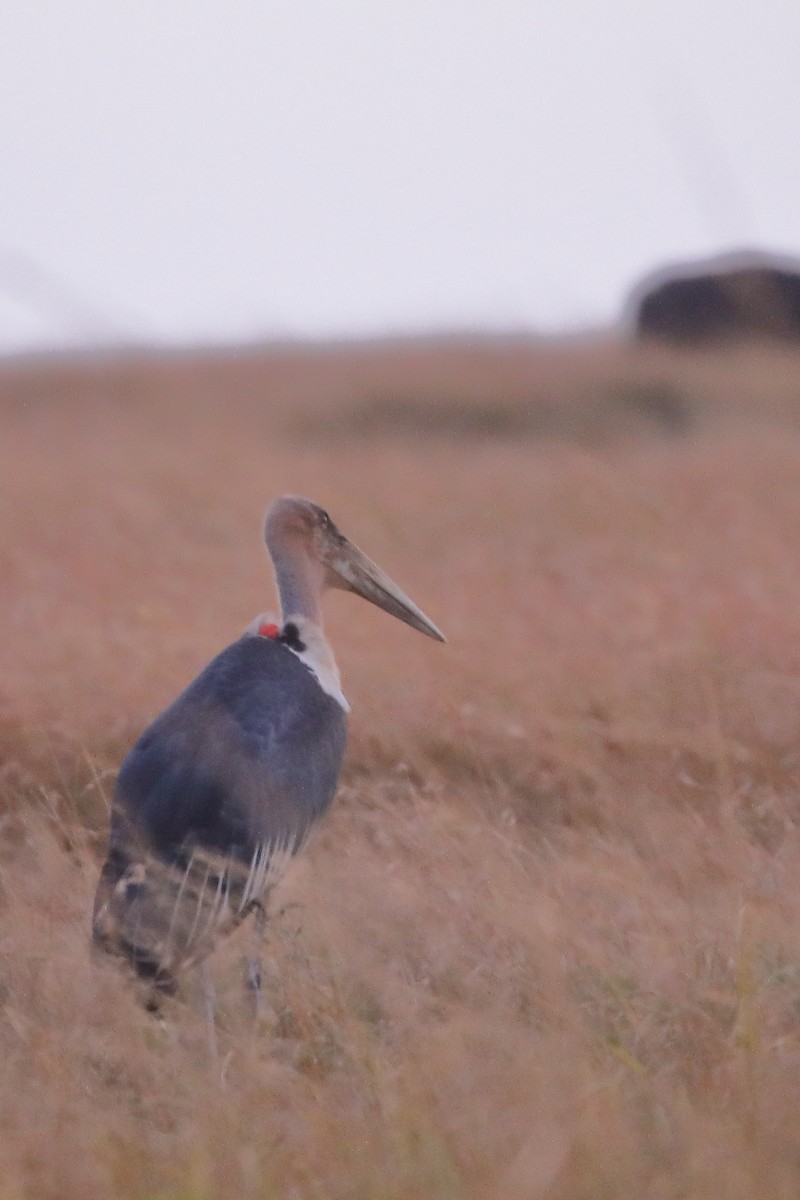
[327,537,446,642]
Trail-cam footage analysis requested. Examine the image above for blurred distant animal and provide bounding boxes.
[628,253,800,346]
[92,496,444,1003]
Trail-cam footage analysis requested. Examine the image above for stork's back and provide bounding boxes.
[93,634,348,984]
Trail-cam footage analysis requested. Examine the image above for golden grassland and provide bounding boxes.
[5,336,800,1197]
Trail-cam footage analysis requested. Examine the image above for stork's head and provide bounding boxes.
[264,495,445,641]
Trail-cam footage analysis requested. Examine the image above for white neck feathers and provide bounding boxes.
[245,612,350,712]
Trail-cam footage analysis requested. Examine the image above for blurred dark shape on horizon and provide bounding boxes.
[626,251,800,346]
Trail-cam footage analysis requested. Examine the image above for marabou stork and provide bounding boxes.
[92,496,444,997]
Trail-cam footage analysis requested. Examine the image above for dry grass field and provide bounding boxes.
[5,335,800,1198]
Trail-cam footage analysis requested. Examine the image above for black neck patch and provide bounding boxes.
[279,622,307,653]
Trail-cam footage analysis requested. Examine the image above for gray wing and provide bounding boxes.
[93,635,347,982]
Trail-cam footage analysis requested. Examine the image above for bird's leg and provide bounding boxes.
[245,901,267,1022]
[201,962,219,1064]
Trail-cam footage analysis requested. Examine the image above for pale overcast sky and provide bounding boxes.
[0,2,797,352]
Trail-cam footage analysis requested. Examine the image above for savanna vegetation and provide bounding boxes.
[4,335,800,1198]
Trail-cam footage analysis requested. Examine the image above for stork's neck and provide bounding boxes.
[270,546,324,626]
[276,615,350,712]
